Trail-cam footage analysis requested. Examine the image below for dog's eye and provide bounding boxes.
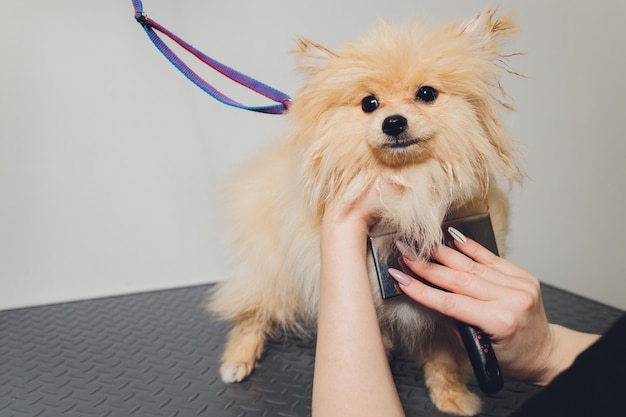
[416,86,438,103]
[361,95,379,113]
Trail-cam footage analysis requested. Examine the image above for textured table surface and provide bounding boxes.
[0,283,622,417]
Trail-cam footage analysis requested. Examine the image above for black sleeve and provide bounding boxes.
[508,313,626,417]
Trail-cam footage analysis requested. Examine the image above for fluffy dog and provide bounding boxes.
[208,9,523,416]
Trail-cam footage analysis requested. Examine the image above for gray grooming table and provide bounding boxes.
[0,283,622,417]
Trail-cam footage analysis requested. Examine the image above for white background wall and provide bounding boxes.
[1,0,624,311]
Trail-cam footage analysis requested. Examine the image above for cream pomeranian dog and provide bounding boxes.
[208,9,524,416]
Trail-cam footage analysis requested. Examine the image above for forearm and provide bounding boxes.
[312,218,405,417]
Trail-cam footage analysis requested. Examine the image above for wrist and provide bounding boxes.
[528,324,561,386]
[322,207,370,243]
[320,209,371,274]
[531,324,600,386]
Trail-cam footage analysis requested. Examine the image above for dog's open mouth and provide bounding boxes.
[383,137,419,149]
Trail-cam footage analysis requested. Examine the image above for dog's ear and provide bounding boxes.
[457,9,517,54]
[292,38,336,77]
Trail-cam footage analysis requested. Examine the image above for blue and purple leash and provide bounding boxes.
[132,0,292,114]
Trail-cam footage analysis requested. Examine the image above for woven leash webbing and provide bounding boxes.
[132,0,292,114]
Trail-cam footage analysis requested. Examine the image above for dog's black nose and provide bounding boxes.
[382,115,408,137]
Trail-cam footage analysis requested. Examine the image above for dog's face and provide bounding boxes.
[351,71,472,168]
[357,79,442,168]
[289,10,523,213]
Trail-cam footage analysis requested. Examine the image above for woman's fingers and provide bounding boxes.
[443,232,533,281]
[398,255,501,301]
[428,244,503,288]
[388,268,497,327]
[396,234,536,296]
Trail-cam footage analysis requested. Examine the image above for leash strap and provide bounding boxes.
[132,0,292,114]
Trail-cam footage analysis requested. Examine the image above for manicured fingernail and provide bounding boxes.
[395,240,418,261]
[447,227,467,244]
[388,268,413,287]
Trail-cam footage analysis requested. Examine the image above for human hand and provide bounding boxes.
[390,230,599,385]
[322,178,402,236]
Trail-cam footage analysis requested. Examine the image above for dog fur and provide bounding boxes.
[207,9,524,416]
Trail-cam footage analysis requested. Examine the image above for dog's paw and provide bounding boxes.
[220,361,254,383]
[430,387,481,416]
